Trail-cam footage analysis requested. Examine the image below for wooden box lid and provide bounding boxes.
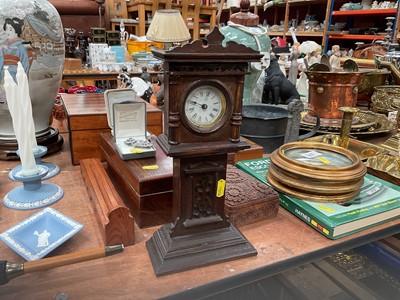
[225,165,280,227]
[100,133,173,196]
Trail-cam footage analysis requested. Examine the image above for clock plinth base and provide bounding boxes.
[146,223,257,276]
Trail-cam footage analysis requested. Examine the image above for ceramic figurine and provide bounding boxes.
[74,31,87,63]
[296,65,308,101]
[329,45,341,70]
[307,51,320,66]
[262,55,300,105]
[288,42,300,86]
[307,44,322,66]
[118,66,157,106]
[64,27,78,58]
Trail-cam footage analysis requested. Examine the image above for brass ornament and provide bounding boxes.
[338,106,359,148]
[371,85,400,114]
[300,110,397,135]
[305,134,387,161]
[365,154,400,180]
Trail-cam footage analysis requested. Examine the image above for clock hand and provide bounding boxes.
[189,100,208,110]
[189,100,203,107]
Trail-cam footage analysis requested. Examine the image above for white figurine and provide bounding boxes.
[296,70,308,101]
[118,66,158,106]
[307,51,320,66]
[329,45,341,70]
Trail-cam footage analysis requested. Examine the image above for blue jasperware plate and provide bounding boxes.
[0,207,83,261]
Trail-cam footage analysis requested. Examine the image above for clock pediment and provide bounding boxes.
[152,26,263,63]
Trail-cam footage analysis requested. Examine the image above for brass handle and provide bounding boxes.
[317,86,324,93]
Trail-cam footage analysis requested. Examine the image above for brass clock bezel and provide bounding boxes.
[181,80,232,134]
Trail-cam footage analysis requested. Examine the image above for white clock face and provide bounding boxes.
[184,85,226,130]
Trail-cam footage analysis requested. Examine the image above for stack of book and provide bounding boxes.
[236,157,400,239]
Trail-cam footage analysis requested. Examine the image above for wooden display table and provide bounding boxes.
[61,93,163,165]
[1,133,399,299]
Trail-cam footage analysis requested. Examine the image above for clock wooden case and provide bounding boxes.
[146,27,263,276]
[155,27,263,156]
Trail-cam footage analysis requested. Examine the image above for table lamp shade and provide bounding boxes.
[146,9,191,43]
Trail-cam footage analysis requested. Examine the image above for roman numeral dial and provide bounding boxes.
[184,85,226,131]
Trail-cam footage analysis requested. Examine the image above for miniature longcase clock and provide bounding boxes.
[146,27,263,276]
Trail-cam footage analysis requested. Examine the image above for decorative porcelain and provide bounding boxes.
[8,145,60,181]
[220,24,271,104]
[0,207,83,261]
[3,163,64,210]
[0,0,65,141]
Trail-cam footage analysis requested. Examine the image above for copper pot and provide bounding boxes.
[305,70,366,119]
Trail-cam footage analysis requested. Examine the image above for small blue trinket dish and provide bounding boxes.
[0,207,83,261]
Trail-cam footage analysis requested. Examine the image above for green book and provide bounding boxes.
[236,157,270,186]
[236,157,400,239]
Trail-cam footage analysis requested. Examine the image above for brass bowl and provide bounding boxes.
[357,69,391,106]
[268,141,367,203]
